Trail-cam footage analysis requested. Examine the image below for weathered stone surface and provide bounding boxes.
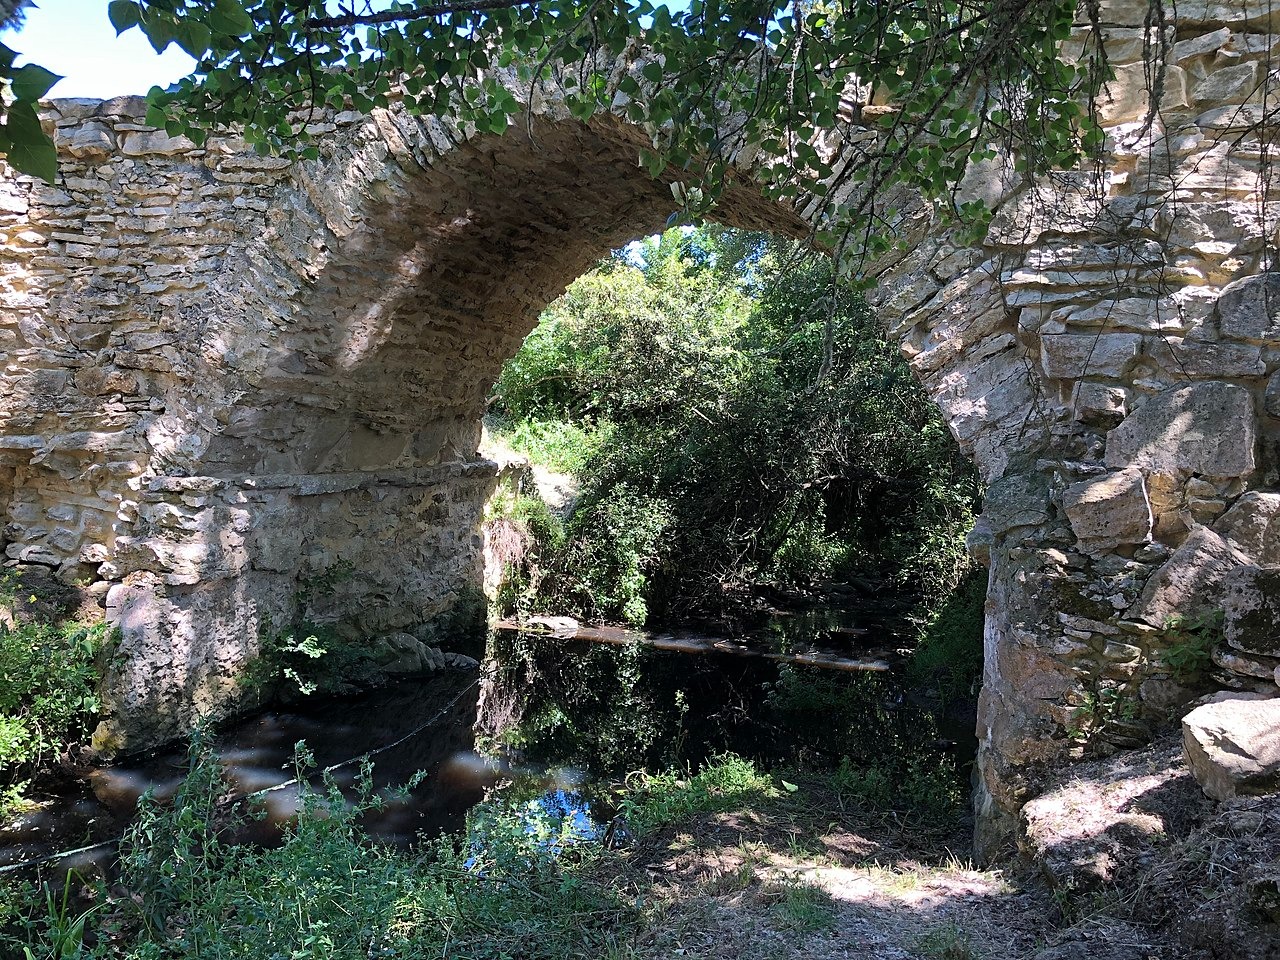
[1063,468,1152,551]
[369,632,445,674]
[1267,372,1280,418]
[1127,527,1253,627]
[1071,382,1127,425]
[1223,565,1280,656]
[55,121,116,158]
[1041,333,1142,379]
[1183,694,1280,801]
[982,472,1052,534]
[119,129,198,156]
[1215,493,1280,565]
[1216,272,1280,342]
[1105,383,1256,478]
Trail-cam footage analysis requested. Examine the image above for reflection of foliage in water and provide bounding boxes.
[484,631,696,778]
[764,667,965,818]
[484,630,966,821]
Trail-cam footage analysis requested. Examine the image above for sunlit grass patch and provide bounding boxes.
[763,875,838,934]
[618,754,780,836]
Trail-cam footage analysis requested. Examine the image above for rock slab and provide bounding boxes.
[1182,694,1280,801]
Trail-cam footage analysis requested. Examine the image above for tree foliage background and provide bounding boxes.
[490,228,980,626]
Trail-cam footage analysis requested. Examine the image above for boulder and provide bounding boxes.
[1063,468,1152,551]
[370,632,438,674]
[1182,694,1280,801]
[1105,382,1256,478]
[1215,493,1280,565]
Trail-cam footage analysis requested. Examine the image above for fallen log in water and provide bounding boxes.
[494,619,892,672]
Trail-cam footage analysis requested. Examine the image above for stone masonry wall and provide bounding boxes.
[866,1,1280,851]
[1,0,1279,849]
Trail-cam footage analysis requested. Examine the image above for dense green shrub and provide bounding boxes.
[908,569,988,706]
[490,227,980,624]
[0,617,111,814]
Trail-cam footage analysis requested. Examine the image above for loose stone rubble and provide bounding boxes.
[1,0,1279,849]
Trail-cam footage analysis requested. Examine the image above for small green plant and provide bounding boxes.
[916,923,977,960]
[766,876,838,933]
[241,620,379,699]
[1159,611,1222,684]
[1066,683,1139,746]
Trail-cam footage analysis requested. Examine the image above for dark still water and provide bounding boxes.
[2,607,975,879]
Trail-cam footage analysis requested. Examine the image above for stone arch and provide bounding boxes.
[3,0,1280,850]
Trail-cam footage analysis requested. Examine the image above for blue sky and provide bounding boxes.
[4,0,196,99]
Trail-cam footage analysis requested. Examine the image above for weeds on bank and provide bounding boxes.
[916,923,977,959]
[618,754,779,836]
[0,617,112,819]
[763,876,838,933]
[3,739,638,960]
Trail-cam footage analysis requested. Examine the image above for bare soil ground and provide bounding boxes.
[604,739,1279,960]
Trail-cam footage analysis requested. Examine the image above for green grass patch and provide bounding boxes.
[490,416,609,476]
[766,877,838,934]
[618,753,779,835]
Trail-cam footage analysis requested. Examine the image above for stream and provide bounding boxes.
[1,600,976,880]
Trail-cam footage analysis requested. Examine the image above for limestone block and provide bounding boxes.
[1063,297,1185,332]
[1216,272,1280,342]
[1214,492,1280,564]
[120,129,198,156]
[1213,644,1280,680]
[1223,565,1280,656]
[1097,62,1188,125]
[1126,526,1252,627]
[1196,103,1267,131]
[1182,693,1280,801]
[1141,337,1265,377]
[56,121,116,158]
[1104,382,1256,478]
[1041,333,1141,379]
[1268,372,1280,418]
[1172,27,1232,62]
[1071,382,1127,426]
[1191,62,1261,104]
[1063,468,1152,551]
[981,472,1052,535]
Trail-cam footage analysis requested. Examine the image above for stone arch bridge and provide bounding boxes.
[3,2,1280,846]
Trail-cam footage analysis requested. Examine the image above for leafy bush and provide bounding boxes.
[240,621,384,700]
[0,618,110,813]
[909,569,987,706]
[489,416,610,475]
[490,227,980,624]
[1159,611,1222,685]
